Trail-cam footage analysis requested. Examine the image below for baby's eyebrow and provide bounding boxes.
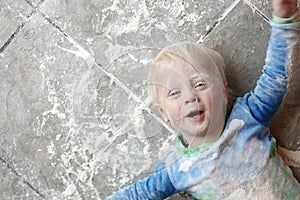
[190,74,209,81]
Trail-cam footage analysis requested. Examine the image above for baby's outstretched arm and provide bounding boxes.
[106,161,178,199]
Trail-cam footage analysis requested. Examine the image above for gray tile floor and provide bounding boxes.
[0,0,299,199]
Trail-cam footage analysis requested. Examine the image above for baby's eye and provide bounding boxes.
[169,89,180,97]
[194,81,206,89]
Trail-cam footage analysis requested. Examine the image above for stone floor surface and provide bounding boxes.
[1,0,299,199]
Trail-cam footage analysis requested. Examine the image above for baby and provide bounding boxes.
[107,0,300,199]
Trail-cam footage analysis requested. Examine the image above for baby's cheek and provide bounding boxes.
[176,116,183,125]
[170,116,182,129]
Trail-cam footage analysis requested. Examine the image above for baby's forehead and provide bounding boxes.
[154,61,219,80]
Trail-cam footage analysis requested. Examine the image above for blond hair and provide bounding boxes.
[148,42,227,106]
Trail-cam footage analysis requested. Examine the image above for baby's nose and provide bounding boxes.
[184,90,198,104]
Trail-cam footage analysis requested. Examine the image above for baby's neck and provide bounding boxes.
[181,130,223,149]
[181,135,213,149]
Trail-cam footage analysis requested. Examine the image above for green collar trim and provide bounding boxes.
[175,135,215,157]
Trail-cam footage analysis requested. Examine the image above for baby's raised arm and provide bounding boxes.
[246,0,299,126]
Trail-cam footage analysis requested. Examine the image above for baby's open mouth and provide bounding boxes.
[186,110,206,121]
[187,110,204,118]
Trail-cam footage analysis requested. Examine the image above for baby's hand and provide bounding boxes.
[272,0,298,18]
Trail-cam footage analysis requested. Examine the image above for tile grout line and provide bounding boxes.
[198,0,241,43]
[0,12,33,54]
[198,0,271,43]
[0,0,46,54]
[243,0,270,23]
[0,156,45,199]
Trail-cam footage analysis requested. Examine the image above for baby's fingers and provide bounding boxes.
[272,0,298,18]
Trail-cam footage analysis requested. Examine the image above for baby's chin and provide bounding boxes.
[177,120,210,137]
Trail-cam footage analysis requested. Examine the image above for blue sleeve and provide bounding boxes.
[106,161,178,200]
[247,21,300,126]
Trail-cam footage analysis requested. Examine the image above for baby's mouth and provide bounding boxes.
[186,110,205,120]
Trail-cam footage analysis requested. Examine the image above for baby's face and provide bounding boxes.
[156,61,227,143]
